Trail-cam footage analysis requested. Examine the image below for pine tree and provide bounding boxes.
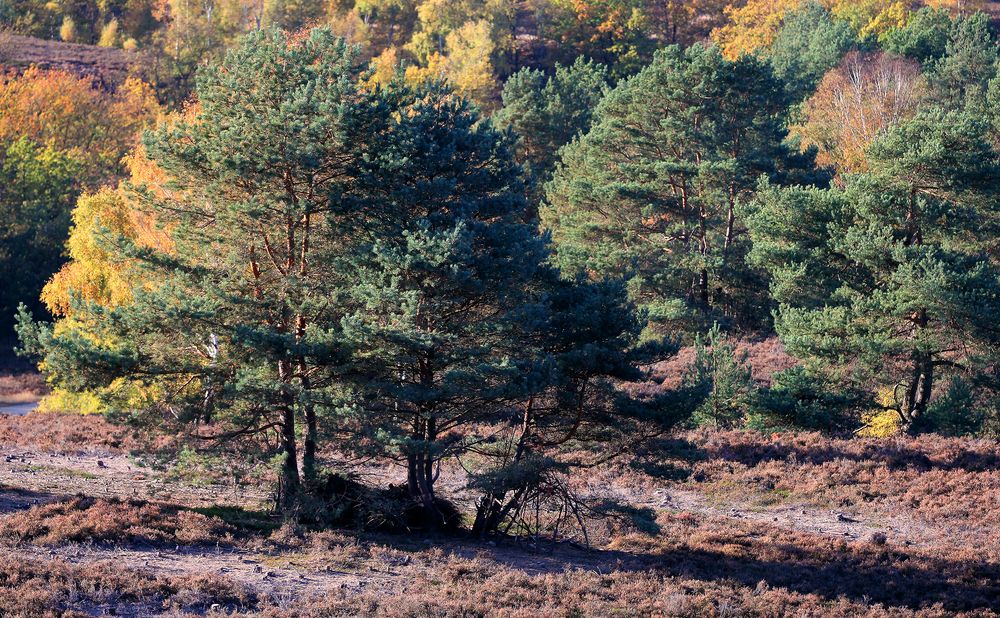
[927,10,998,109]
[542,44,813,335]
[748,109,1000,432]
[767,1,856,101]
[881,7,953,64]
[686,323,756,428]
[18,29,381,514]
[332,79,695,529]
[335,80,551,527]
[467,275,692,537]
[494,57,609,205]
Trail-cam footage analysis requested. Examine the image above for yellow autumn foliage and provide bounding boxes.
[405,19,495,105]
[712,0,915,59]
[38,139,176,415]
[368,46,403,89]
[858,387,904,437]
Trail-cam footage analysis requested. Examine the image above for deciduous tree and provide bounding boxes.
[0,68,160,187]
[0,138,79,338]
[793,51,927,175]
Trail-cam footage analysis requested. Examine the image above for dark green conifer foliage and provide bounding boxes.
[748,109,1000,432]
[686,324,755,428]
[467,275,692,536]
[333,79,694,529]
[767,1,856,101]
[881,7,953,64]
[928,11,998,109]
[334,80,555,527]
[494,57,609,202]
[542,45,811,335]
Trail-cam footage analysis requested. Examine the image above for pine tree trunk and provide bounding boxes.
[902,352,934,431]
[407,414,444,529]
[472,399,533,536]
[698,196,710,310]
[279,409,300,515]
[300,368,317,485]
[278,359,301,516]
[901,308,933,432]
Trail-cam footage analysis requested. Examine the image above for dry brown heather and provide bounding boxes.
[0,555,255,617]
[0,33,138,87]
[0,495,233,545]
[0,411,139,452]
[0,418,998,616]
[0,408,216,455]
[674,430,1000,556]
[631,337,796,399]
[0,372,47,405]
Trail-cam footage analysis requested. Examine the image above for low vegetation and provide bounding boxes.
[0,555,256,617]
[2,1,1000,616]
[0,425,995,616]
[0,372,45,405]
[0,495,233,545]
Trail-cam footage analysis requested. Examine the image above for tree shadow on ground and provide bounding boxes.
[656,436,1000,473]
[0,486,60,514]
[372,527,1000,613]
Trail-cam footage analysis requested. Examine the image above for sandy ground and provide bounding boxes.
[0,442,979,608]
[0,446,271,512]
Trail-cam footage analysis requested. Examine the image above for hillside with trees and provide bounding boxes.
[1,1,999,616]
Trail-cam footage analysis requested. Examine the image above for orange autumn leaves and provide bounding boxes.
[794,51,927,174]
[0,67,160,187]
[0,68,176,318]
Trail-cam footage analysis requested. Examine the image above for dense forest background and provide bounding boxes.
[4,0,1000,523]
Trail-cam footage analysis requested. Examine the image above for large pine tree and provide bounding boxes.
[19,29,696,526]
[19,29,381,512]
[748,109,1000,432]
[333,81,553,526]
[542,44,816,335]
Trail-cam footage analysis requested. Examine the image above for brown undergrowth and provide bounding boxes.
[0,555,256,617]
[0,372,47,405]
[0,421,997,616]
[0,411,140,453]
[0,495,234,546]
[668,430,1000,556]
